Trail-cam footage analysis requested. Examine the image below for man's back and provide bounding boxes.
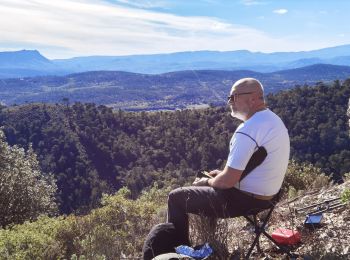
[231,109,290,195]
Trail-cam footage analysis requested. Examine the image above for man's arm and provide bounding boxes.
[193,166,242,189]
[209,166,242,189]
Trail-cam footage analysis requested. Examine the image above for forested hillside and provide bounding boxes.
[1,64,350,110]
[267,79,350,177]
[0,79,349,214]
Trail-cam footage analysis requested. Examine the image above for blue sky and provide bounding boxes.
[0,0,349,59]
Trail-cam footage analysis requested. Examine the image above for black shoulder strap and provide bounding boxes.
[235,132,267,182]
[236,131,258,147]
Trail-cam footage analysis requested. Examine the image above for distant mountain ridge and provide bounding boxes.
[1,44,350,78]
[0,50,68,78]
[1,63,349,110]
[0,50,49,67]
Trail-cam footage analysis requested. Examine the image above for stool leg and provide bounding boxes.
[254,215,262,254]
[245,215,262,259]
[245,234,261,259]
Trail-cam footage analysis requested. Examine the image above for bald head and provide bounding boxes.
[232,78,264,95]
[228,78,266,121]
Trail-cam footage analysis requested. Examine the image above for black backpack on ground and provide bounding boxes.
[142,223,183,260]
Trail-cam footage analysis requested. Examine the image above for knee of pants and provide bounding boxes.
[168,187,187,205]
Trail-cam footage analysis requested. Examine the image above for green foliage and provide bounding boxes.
[267,81,350,179]
[341,188,350,204]
[283,160,331,197]
[0,185,168,259]
[0,216,63,260]
[0,79,349,214]
[0,129,57,227]
[1,104,109,214]
[343,172,350,182]
[0,104,233,213]
[0,76,349,257]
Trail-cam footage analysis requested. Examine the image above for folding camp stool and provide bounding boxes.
[242,191,296,259]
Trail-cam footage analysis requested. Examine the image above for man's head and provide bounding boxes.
[228,78,266,121]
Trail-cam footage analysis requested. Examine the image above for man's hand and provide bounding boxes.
[209,169,221,177]
[192,177,209,186]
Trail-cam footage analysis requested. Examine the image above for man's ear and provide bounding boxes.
[249,95,257,105]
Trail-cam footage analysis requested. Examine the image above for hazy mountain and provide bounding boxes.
[1,64,349,110]
[1,45,350,78]
[53,45,350,74]
[0,50,50,68]
[326,55,350,66]
[0,50,68,78]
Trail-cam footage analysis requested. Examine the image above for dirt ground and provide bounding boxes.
[189,180,350,259]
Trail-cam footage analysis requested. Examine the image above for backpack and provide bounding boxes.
[142,223,183,260]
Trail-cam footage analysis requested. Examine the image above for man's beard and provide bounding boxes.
[230,106,238,118]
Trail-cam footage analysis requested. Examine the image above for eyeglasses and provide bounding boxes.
[227,92,254,102]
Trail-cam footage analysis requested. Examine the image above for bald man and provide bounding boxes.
[166,78,290,245]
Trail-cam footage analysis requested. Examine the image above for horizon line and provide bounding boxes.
[1,43,350,60]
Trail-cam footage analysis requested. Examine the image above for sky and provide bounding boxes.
[0,0,349,59]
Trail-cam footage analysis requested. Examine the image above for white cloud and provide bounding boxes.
[241,0,264,6]
[108,0,169,9]
[273,9,288,15]
[0,0,331,59]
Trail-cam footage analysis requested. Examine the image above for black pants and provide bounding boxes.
[167,186,272,245]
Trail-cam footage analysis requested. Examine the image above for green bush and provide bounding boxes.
[283,160,332,197]
[0,185,169,259]
[72,186,167,258]
[0,216,64,260]
[341,188,350,204]
[0,129,57,227]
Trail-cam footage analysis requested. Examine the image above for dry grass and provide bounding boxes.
[185,197,309,260]
[188,212,285,259]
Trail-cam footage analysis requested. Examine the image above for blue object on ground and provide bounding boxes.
[304,213,323,228]
[152,252,195,259]
[175,243,213,259]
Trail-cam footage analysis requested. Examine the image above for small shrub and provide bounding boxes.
[0,184,169,259]
[341,188,350,204]
[0,130,57,227]
[0,216,63,260]
[283,160,331,198]
[343,172,350,182]
[189,215,231,260]
[57,185,168,259]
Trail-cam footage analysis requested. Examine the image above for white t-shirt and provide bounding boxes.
[226,109,290,196]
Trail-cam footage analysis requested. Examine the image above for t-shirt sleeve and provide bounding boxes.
[226,132,257,170]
